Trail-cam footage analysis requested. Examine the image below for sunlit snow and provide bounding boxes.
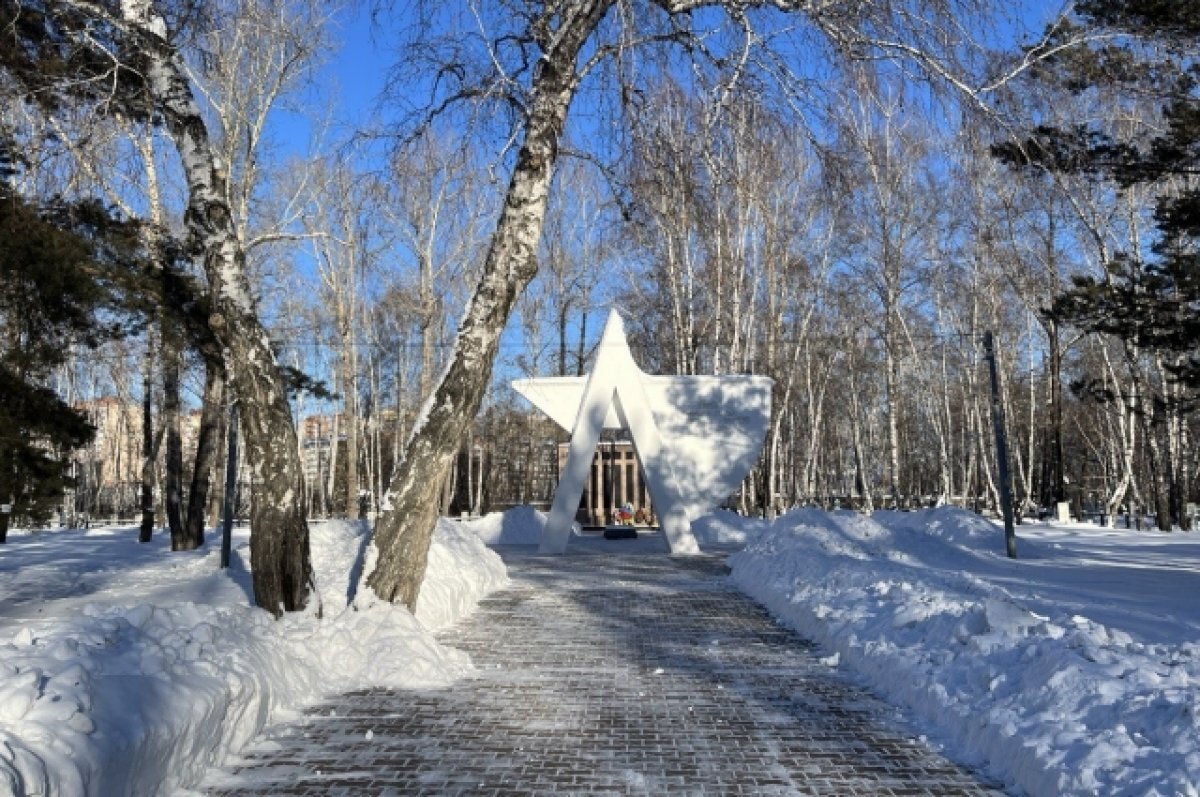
[2,506,1197,795]
[0,518,504,796]
[729,508,1200,796]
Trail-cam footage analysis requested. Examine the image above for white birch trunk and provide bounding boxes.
[125,3,314,614]
[368,2,614,608]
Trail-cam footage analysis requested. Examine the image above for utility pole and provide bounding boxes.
[983,331,1017,559]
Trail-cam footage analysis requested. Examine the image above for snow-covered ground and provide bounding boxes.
[431,505,1200,794]
[453,505,547,545]
[4,504,1196,796]
[727,507,1200,797]
[0,517,507,797]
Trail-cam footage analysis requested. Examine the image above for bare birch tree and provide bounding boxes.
[385,131,490,405]
[834,72,939,507]
[534,159,609,377]
[114,0,317,614]
[366,0,1030,607]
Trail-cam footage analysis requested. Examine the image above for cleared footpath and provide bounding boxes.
[205,545,1008,796]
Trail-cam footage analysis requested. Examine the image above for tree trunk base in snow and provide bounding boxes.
[249,500,315,616]
[222,327,317,617]
[367,481,447,610]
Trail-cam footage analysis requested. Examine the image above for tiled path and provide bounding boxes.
[205,547,1007,796]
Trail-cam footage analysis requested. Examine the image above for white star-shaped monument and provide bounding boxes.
[513,309,772,554]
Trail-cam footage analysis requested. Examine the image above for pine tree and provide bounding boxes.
[993,0,1199,529]
[994,0,1200,387]
[0,140,142,540]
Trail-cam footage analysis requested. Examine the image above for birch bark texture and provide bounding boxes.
[367,1,613,608]
[121,1,316,615]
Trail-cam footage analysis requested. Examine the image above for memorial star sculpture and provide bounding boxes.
[513,310,772,554]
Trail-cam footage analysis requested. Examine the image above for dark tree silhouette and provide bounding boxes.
[0,141,143,540]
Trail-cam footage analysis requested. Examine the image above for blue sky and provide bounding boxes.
[266,0,1069,396]
[327,5,393,129]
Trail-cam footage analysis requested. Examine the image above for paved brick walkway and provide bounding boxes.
[204,547,1007,796]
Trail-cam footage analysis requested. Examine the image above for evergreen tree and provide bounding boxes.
[994,0,1199,529]
[0,138,142,540]
[994,0,1200,387]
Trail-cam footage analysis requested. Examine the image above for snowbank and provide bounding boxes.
[414,518,510,630]
[0,516,507,796]
[729,507,1200,796]
[691,508,769,547]
[455,505,547,545]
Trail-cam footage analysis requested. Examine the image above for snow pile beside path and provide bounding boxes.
[458,504,547,545]
[414,518,509,631]
[729,507,1200,797]
[691,509,770,547]
[0,518,506,797]
[308,518,373,614]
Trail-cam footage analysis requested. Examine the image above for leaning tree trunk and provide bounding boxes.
[139,339,156,543]
[368,4,612,609]
[185,359,225,547]
[164,328,188,549]
[130,9,314,615]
